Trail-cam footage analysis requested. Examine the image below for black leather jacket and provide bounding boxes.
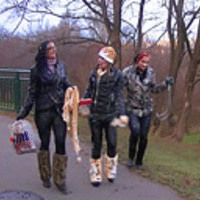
[17,61,71,119]
[83,67,125,118]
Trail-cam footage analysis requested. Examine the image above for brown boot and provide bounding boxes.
[37,150,51,188]
[53,153,68,194]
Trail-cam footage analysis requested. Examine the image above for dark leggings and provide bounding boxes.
[128,111,152,165]
[35,107,67,155]
[89,117,117,159]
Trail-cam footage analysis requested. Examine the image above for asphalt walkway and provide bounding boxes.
[0,115,183,200]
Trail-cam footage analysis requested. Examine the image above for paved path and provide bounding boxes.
[0,115,183,200]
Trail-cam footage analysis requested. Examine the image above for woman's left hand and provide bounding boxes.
[119,115,129,125]
[166,76,174,86]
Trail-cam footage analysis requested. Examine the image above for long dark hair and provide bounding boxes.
[35,40,50,67]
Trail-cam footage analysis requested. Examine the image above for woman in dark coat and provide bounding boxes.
[82,46,128,187]
[123,52,174,169]
[17,40,72,194]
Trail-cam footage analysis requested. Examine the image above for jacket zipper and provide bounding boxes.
[93,78,100,112]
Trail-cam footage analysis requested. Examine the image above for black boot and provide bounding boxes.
[135,138,147,169]
[37,150,52,188]
[127,135,138,168]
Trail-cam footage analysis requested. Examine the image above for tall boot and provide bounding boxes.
[90,158,102,187]
[53,153,68,194]
[104,154,118,183]
[127,135,138,168]
[135,138,148,168]
[37,150,51,188]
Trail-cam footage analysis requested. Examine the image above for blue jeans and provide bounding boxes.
[128,111,152,165]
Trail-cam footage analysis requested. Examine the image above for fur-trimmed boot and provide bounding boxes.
[37,150,51,188]
[104,154,118,183]
[90,158,102,187]
[53,153,68,194]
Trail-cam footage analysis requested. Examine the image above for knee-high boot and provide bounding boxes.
[53,153,68,194]
[135,138,148,167]
[37,150,51,188]
[127,135,138,167]
[104,154,118,183]
[90,158,102,187]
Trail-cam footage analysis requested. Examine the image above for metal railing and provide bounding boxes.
[0,68,30,113]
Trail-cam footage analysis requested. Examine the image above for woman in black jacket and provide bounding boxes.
[17,40,72,194]
[83,46,128,187]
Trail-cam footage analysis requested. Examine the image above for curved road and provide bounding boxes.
[0,115,183,200]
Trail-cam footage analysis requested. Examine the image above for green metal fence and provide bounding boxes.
[0,68,30,113]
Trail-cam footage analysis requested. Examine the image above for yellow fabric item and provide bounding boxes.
[62,86,81,163]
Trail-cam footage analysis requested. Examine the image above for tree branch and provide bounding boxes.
[11,0,31,34]
[146,30,168,49]
[172,0,192,58]
[56,36,108,46]
[82,0,102,17]
[186,6,200,30]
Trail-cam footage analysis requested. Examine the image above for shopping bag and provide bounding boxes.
[8,120,40,154]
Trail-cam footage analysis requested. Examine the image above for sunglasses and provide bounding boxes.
[46,46,56,51]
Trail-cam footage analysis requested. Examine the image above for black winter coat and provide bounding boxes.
[83,67,125,118]
[18,61,71,119]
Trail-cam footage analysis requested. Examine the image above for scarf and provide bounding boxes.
[39,59,57,85]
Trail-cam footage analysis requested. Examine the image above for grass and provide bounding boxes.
[1,111,200,200]
[183,133,200,144]
[145,136,200,199]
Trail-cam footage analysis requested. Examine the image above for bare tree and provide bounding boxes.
[0,0,171,69]
[156,0,200,141]
[81,0,123,67]
[173,18,200,141]
[0,0,125,67]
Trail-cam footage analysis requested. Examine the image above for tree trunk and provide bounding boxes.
[154,0,185,136]
[136,0,146,53]
[171,18,200,141]
[155,0,200,140]
[111,0,122,69]
[101,0,122,69]
[169,0,185,106]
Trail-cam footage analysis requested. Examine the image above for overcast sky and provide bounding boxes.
[0,0,199,41]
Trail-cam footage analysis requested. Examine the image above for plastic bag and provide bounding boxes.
[78,105,90,117]
[8,120,40,154]
[78,98,93,117]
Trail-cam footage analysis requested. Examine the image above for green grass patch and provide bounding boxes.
[183,133,200,144]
